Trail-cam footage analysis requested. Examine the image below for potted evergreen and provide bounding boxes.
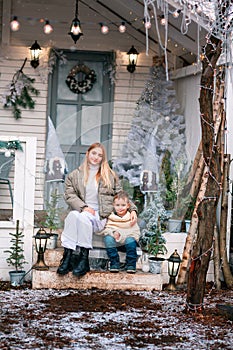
[161,156,191,233]
[40,190,63,249]
[4,220,28,286]
[139,194,167,273]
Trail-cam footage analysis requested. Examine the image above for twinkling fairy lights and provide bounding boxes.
[143,1,233,78]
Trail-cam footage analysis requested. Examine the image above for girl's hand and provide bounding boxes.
[113,231,120,240]
[83,207,95,215]
[130,210,137,226]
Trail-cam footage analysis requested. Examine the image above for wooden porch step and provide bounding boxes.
[32,268,163,291]
[32,241,162,291]
[43,247,142,267]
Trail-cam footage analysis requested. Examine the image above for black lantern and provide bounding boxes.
[68,0,83,44]
[127,45,139,73]
[33,227,50,270]
[29,40,42,69]
[167,249,181,291]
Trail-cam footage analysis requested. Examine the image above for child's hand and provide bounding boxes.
[130,210,137,226]
[83,207,95,215]
[113,231,120,240]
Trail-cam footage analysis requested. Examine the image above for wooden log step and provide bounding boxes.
[32,268,163,291]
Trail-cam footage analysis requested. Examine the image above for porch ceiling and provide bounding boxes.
[5,0,209,69]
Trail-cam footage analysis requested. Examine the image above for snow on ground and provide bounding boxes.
[0,287,232,349]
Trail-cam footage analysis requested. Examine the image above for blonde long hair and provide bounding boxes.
[81,143,117,188]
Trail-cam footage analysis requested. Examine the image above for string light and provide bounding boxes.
[172,9,181,18]
[43,20,53,34]
[118,21,126,33]
[160,15,166,26]
[10,16,20,31]
[144,20,151,29]
[100,23,109,34]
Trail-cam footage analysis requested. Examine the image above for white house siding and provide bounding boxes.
[0,48,48,211]
[0,137,36,281]
[172,65,202,165]
[0,1,2,39]
[112,51,152,160]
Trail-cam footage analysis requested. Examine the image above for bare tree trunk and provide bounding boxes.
[219,154,233,288]
[177,161,206,285]
[214,225,221,290]
[189,155,204,199]
[186,37,222,311]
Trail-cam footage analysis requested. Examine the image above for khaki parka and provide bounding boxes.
[64,167,137,219]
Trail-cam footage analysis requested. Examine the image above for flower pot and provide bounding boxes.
[148,257,165,274]
[168,219,182,233]
[9,270,26,286]
[46,233,58,249]
[141,253,150,273]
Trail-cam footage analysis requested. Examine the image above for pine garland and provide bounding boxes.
[2,58,40,120]
[0,140,23,151]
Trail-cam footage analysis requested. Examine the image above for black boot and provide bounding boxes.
[57,248,73,275]
[72,247,90,277]
[70,249,82,271]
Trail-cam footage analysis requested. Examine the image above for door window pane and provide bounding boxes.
[81,105,102,145]
[57,62,78,101]
[82,61,103,102]
[56,104,78,145]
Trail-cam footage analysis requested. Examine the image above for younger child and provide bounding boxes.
[97,191,140,273]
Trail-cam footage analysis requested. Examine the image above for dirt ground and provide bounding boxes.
[0,281,232,349]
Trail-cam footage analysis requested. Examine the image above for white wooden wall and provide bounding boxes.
[0,136,36,280]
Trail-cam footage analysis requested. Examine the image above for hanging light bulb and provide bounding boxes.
[43,20,53,34]
[196,5,202,14]
[68,0,83,44]
[10,16,20,31]
[160,15,166,26]
[100,23,109,34]
[119,21,126,33]
[144,20,151,29]
[173,9,181,18]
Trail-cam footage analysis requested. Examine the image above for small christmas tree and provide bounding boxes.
[113,56,187,188]
[4,220,27,271]
[40,190,63,234]
[139,192,168,254]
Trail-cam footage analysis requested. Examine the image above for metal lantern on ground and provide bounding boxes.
[167,249,181,291]
[30,40,42,68]
[33,227,50,270]
[127,45,139,73]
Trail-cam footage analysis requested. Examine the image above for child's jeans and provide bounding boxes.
[104,235,138,269]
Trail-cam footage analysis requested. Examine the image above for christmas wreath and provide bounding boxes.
[66,64,97,94]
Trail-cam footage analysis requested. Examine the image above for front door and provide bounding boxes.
[49,50,115,173]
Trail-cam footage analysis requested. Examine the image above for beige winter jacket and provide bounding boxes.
[97,211,140,244]
[64,167,137,219]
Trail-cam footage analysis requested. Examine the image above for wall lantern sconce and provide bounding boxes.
[68,0,83,44]
[29,40,42,69]
[33,227,50,270]
[127,45,139,73]
[167,249,181,291]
